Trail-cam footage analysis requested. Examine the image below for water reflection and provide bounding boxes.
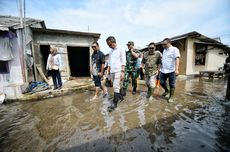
[0,78,229,152]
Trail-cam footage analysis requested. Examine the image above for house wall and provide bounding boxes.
[0,36,24,85]
[0,30,25,99]
[185,37,227,75]
[206,47,226,70]
[174,39,187,75]
[32,32,98,80]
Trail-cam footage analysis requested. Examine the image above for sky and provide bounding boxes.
[0,0,230,53]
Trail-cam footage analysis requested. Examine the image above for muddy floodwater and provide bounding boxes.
[0,78,230,152]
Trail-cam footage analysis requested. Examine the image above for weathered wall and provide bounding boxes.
[0,37,24,85]
[175,39,187,75]
[206,47,226,70]
[0,30,25,99]
[185,37,227,75]
[32,32,97,80]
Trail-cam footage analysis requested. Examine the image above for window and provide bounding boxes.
[0,61,9,74]
[195,44,207,65]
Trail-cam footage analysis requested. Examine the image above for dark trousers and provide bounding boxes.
[160,72,175,92]
[50,70,62,88]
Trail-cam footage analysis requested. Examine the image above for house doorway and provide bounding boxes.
[67,46,90,77]
[40,45,50,73]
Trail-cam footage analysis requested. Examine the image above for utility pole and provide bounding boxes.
[19,0,28,83]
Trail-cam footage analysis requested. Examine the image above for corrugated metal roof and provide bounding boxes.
[140,31,230,52]
[0,15,46,31]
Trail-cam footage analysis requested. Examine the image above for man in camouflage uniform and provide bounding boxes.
[142,42,162,98]
[122,41,140,95]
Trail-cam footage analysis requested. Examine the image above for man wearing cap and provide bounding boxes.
[106,36,126,112]
[141,42,162,98]
[122,41,140,96]
[160,38,180,103]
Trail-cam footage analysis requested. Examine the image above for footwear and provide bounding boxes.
[58,86,62,90]
[161,91,169,97]
[169,88,175,98]
[118,92,124,102]
[147,86,153,98]
[107,92,119,112]
[53,87,58,90]
[121,88,126,97]
[168,88,175,103]
[107,103,117,112]
[132,87,137,95]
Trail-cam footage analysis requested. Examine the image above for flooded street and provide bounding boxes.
[0,78,229,152]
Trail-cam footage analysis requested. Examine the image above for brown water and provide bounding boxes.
[0,78,229,152]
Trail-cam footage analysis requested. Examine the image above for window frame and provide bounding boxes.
[195,43,207,66]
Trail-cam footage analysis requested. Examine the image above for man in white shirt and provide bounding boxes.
[160,38,180,103]
[106,36,126,112]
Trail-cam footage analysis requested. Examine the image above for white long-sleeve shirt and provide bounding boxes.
[108,47,126,73]
[46,54,62,70]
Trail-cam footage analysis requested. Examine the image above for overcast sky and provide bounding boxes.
[1,0,230,53]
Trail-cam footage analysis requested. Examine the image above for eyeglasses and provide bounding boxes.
[92,46,97,48]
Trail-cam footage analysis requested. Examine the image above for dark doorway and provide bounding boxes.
[67,46,90,77]
[40,45,50,70]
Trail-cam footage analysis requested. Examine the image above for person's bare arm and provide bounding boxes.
[100,64,105,77]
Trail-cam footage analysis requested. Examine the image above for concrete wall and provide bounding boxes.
[206,47,226,70]
[185,37,227,75]
[0,30,25,99]
[175,39,187,75]
[0,37,24,85]
[32,32,98,80]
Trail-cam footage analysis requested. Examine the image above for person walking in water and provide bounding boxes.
[106,36,126,112]
[142,42,162,98]
[91,42,108,100]
[122,41,140,96]
[160,38,180,103]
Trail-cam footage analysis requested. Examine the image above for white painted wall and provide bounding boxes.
[206,47,226,70]
[185,38,227,75]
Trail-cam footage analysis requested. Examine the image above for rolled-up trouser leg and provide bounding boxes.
[149,74,157,88]
[110,72,121,93]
